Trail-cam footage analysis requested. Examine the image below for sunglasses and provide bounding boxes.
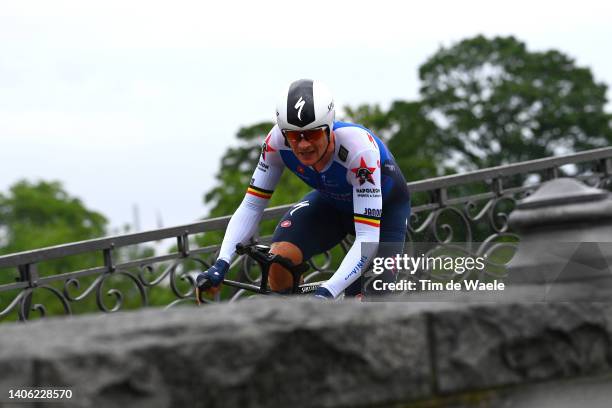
[282,126,329,144]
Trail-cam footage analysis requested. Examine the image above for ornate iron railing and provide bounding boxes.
[1,147,611,321]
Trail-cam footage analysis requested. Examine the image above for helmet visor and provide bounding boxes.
[282,126,329,145]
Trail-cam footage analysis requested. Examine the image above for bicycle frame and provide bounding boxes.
[197,243,325,303]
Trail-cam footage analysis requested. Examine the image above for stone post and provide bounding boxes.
[507,178,612,298]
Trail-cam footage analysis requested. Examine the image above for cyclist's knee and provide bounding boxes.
[269,241,303,292]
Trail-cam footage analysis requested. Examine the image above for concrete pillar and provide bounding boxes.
[507,178,612,296]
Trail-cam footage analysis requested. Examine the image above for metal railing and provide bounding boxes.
[1,147,611,320]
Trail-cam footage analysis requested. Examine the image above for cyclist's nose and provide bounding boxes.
[297,138,313,149]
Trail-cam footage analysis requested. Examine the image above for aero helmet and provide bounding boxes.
[276,79,335,134]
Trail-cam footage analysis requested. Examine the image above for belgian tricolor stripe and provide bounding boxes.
[354,213,381,228]
[247,185,274,199]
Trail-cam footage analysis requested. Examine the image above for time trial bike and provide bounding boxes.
[195,243,327,304]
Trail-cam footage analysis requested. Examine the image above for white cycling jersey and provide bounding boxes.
[218,121,405,297]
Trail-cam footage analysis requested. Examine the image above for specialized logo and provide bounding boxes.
[290,200,310,216]
[351,157,376,185]
[287,80,315,126]
[294,96,305,121]
[261,134,276,161]
[299,284,319,294]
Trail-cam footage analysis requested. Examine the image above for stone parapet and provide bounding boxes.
[1,297,612,407]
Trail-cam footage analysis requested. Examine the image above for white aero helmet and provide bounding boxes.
[276,79,335,133]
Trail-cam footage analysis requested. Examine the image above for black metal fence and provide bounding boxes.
[1,147,611,321]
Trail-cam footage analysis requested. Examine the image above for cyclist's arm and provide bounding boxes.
[322,148,382,298]
[217,130,284,263]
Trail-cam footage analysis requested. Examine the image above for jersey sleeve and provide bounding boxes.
[248,127,285,196]
[322,148,382,298]
[217,128,285,262]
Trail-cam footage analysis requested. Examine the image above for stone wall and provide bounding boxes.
[1,296,611,408]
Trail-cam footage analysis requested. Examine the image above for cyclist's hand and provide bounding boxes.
[313,286,334,300]
[195,259,229,301]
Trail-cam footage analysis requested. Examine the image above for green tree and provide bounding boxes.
[418,35,612,170]
[0,180,107,257]
[200,35,612,252]
[0,181,167,320]
[204,122,273,218]
[202,122,310,230]
[345,101,449,181]
[0,180,110,320]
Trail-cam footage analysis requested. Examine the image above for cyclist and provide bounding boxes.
[196,79,410,299]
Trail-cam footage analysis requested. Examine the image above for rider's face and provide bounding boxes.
[285,127,332,166]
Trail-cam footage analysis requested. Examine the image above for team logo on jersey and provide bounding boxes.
[351,157,376,185]
[338,145,349,162]
[261,134,276,160]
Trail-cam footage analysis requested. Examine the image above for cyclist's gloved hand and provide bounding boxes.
[313,286,334,300]
[196,259,230,291]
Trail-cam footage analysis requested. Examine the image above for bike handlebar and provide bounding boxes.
[235,243,309,275]
[197,243,314,303]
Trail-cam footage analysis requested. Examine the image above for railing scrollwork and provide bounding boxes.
[1,147,612,320]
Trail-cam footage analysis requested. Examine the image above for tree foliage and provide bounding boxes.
[0,181,110,320]
[202,122,310,223]
[204,122,273,218]
[0,180,107,258]
[418,35,612,169]
[203,37,612,221]
[0,181,171,320]
[345,101,449,181]
[2,35,610,313]
[198,35,612,257]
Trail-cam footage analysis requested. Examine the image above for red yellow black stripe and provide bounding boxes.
[247,185,274,199]
[354,213,381,228]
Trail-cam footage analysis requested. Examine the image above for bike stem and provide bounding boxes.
[236,243,309,294]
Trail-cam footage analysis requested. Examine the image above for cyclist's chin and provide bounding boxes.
[296,151,318,165]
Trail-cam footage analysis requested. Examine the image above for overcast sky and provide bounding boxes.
[1,0,611,233]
